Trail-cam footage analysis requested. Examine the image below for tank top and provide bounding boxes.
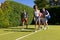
[22,12,27,18]
[34,10,40,17]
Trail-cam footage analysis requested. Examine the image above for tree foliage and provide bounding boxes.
[34,0,49,8]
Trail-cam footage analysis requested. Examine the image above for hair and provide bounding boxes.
[33,4,38,9]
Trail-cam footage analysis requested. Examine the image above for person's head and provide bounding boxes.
[42,8,46,11]
[33,4,38,10]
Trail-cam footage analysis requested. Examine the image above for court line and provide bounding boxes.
[16,30,41,40]
[0,32,14,36]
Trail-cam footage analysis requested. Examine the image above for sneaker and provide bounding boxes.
[34,30,37,32]
[43,27,47,30]
[21,29,25,31]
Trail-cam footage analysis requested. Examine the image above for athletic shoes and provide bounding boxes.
[34,30,37,32]
[21,29,25,31]
[43,27,47,30]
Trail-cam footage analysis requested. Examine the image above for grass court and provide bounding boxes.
[0,25,60,40]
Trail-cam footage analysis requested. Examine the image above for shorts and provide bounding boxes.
[40,18,48,24]
[34,17,40,22]
[22,18,27,22]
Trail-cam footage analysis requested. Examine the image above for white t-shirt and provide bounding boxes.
[34,10,40,17]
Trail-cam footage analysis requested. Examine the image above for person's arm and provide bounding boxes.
[25,12,28,21]
[45,10,49,17]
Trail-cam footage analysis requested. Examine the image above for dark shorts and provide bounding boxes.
[22,18,27,22]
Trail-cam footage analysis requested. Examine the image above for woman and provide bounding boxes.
[42,8,50,30]
[33,5,41,32]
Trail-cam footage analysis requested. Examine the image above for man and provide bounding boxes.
[21,10,28,30]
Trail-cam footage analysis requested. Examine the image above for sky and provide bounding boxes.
[0,0,5,3]
[0,0,35,7]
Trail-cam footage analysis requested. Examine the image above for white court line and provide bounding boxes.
[0,32,14,36]
[16,30,41,40]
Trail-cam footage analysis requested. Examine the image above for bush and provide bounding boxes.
[0,1,33,28]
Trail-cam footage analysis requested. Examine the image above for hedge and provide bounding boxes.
[46,6,60,25]
[0,1,33,28]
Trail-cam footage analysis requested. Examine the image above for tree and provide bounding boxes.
[49,0,60,6]
[34,0,49,9]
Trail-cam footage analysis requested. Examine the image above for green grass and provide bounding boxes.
[0,25,60,40]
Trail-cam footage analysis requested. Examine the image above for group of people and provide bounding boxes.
[21,4,51,32]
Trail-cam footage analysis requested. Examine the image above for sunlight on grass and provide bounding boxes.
[0,25,60,40]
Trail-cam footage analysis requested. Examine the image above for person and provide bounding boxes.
[21,10,28,30]
[42,8,51,30]
[33,5,41,32]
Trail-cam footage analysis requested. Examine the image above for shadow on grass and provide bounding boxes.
[4,28,35,32]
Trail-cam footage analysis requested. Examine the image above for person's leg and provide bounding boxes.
[34,17,38,32]
[25,18,28,29]
[42,18,47,30]
[45,19,49,29]
[22,19,25,30]
[35,21,37,32]
[26,22,28,29]
[22,22,24,28]
[44,22,46,29]
[38,17,41,30]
